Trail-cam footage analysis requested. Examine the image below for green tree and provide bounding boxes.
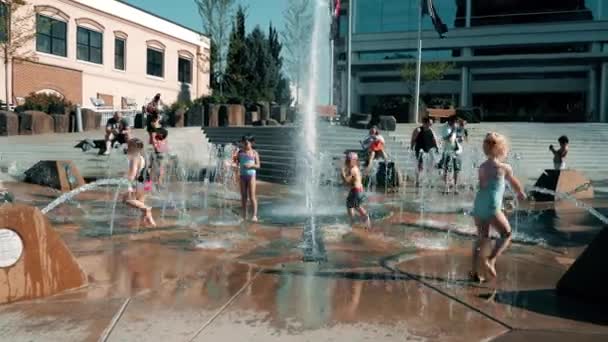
[281,0,312,105]
[0,0,36,108]
[224,5,248,100]
[400,61,454,121]
[275,76,293,105]
[267,23,292,105]
[266,23,281,103]
[244,26,273,102]
[194,0,236,95]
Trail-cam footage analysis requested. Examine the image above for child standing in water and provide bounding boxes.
[549,135,569,170]
[124,138,156,227]
[471,132,525,282]
[236,135,260,222]
[341,152,372,229]
[151,127,169,186]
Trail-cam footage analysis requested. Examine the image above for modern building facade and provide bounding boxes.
[0,0,210,109]
[333,0,608,122]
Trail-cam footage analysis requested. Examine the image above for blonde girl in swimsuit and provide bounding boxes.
[235,135,260,222]
[124,138,156,227]
[471,133,525,282]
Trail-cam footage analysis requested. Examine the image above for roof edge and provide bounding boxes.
[115,0,210,38]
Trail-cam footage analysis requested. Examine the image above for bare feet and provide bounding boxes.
[468,271,485,284]
[485,258,497,278]
[469,271,486,284]
[363,215,371,230]
[143,209,156,227]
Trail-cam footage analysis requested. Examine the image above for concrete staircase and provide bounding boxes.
[204,123,608,186]
[203,124,369,183]
[387,123,608,183]
[0,128,210,181]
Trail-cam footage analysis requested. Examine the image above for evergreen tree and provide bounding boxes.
[268,23,291,105]
[224,6,248,100]
[244,26,273,102]
[276,76,293,105]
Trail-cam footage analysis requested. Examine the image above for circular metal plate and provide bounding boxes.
[0,229,24,268]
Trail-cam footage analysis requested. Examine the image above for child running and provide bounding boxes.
[341,152,372,229]
[471,132,525,282]
[151,127,169,186]
[235,135,260,222]
[549,135,569,170]
[124,138,156,227]
[439,130,463,193]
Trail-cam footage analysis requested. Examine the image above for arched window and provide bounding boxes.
[146,40,166,78]
[114,31,128,71]
[76,18,104,64]
[178,50,194,84]
[35,6,69,57]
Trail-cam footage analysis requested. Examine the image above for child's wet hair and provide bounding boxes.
[155,127,168,140]
[482,132,508,159]
[241,135,255,144]
[558,135,569,145]
[127,138,144,151]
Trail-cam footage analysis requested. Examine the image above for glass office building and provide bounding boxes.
[333,0,608,122]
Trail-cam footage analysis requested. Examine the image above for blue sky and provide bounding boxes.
[123,0,287,34]
[124,0,330,104]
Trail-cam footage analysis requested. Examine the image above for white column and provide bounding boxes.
[600,62,608,123]
[588,68,598,120]
[460,66,470,107]
[466,0,472,27]
[346,0,354,119]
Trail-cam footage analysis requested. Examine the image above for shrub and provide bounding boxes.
[192,94,226,107]
[22,93,72,114]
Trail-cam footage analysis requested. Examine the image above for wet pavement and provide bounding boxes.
[1,181,607,341]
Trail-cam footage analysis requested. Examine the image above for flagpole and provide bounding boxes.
[414,0,423,124]
[346,0,353,120]
[329,2,334,107]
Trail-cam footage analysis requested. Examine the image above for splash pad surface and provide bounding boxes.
[1,177,607,341]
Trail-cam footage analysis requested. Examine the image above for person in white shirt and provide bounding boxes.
[438,116,463,192]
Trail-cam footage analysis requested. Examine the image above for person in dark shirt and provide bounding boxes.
[410,116,439,187]
[104,111,131,155]
[146,113,161,144]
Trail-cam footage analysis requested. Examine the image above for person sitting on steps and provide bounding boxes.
[361,126,388,175]
[103,111,131,155]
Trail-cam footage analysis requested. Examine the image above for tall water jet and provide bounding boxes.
[300,0,329,262]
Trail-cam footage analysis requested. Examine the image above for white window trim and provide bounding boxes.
[76,26,104,65]
[35,14,69,58]
[178,56,193,85]
[114,37,127,71]
[146,46,165,79]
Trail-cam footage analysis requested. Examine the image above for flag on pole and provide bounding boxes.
[334,0,341,18]
[421,0,448,38]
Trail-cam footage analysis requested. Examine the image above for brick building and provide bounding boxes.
[0,0,211,108]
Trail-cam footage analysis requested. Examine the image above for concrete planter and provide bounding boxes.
[259,102,270,121]
[0,110,19,136]
[270,105,287,123]
[19,111,53,135]
[171,108,185,127]
[81,109,102,131]
[52,114,70,133]
[186,104,204,127]
[208,104,220,127]
[245,111,259,125]
[227,104,245,126]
